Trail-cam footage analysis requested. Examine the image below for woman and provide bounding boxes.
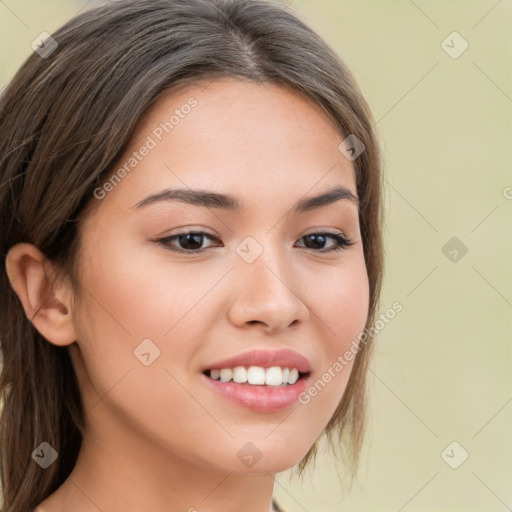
[0,0,384,510]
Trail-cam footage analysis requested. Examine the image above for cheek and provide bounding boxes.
[70,242,221,461]
[329,272,369,347]
[305,254,370,349]
[298,255,369,412]
[76,233,223,341]
[71,235,229,396]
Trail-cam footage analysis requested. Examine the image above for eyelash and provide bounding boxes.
[156,230,355,254]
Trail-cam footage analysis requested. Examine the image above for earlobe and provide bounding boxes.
[5,243,77,347]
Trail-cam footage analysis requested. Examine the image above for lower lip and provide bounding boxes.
[201,374,309,413]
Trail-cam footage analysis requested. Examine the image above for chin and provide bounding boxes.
[219,436,315,474]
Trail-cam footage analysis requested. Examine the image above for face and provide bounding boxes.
[69,78,369,473]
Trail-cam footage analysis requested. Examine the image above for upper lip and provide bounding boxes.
[204,349,311,373]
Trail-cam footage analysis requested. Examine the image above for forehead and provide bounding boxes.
[94,78,357,214]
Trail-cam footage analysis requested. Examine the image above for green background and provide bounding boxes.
[1,1,510,511]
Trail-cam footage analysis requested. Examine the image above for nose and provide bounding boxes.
[227,245,310,334]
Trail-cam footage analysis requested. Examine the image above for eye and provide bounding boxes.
[295,232,354,252]
[156,230,221,253]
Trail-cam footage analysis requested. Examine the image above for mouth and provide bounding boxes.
[202,366,309,387]
[200,349,312,413]
[201,366,310,413]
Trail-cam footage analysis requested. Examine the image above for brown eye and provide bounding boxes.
[296,232,354,252]
[158,231,220,253]
[175,233,206,251]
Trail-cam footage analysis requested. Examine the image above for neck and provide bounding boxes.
[36,410,276,512]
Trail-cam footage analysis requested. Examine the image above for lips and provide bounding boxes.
[201,349,311,412]
[202,375,309,412]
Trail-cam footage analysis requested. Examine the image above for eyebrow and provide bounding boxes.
[132,185,359,213]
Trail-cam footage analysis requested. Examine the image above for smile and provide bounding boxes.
[206,366,303,386]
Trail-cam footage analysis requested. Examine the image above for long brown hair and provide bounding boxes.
[0,0,384,510]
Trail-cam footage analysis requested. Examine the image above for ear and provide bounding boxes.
[5,243,77,346]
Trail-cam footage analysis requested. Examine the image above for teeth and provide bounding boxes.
[247,366,266,385]
[265,366,282,386]
[288,368,299,385]
[208,366,302,386]
[219,369,232,382]
[232,366,248,383]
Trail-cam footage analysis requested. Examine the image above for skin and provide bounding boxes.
[6,78,369,512]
